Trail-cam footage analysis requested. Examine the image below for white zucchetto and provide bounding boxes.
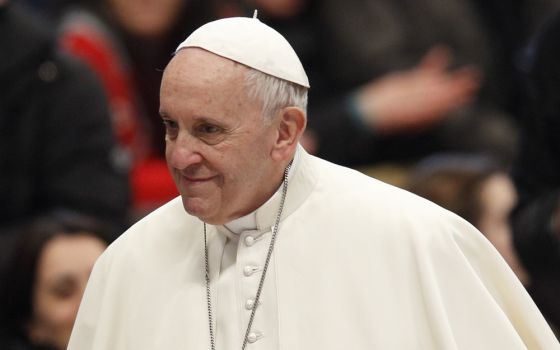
[175,16,310,88]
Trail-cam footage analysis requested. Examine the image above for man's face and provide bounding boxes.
[159,48,282,224]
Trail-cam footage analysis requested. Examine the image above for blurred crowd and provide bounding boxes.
[1,0,560,348]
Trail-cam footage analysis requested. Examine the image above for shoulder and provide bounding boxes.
[98,197,200,268]
[306,155,484,242]
[309,155,441,213]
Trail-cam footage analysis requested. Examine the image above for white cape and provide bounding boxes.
[69,148,559,349]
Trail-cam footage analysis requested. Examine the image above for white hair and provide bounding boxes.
[244,68,308,121]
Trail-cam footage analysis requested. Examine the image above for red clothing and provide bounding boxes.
[59,10,177,212]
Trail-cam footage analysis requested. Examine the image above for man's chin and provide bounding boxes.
[181,196,223,224]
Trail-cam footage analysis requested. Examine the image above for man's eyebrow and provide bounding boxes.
[192,115,227,126]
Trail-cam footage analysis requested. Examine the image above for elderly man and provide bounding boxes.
[68,16,559,349]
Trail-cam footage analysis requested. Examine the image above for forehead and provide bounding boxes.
[162,48,247,92]
[160,48,253,115]
[37,235,106,279]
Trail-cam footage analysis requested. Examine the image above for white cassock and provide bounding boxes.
[68,146,559,350]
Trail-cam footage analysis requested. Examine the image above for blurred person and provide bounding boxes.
[68,17,559,349]
[408,154,529,285]
[0,2,129,255]
[511,10,560,334]
[0,212,110,350]
[310,0,560,167]
[57,0,213,215]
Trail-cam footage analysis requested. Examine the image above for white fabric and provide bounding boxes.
[69,146,559,350]
[176,17,310,88]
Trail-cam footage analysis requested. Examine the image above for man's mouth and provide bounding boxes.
[181,175,215,184]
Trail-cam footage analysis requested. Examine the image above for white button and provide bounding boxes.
[245,299,255,310]
[244,236,255,247]
[247,332,258,343]
[243,265,258,277]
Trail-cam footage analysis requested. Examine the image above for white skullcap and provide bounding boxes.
[176,16,310,88]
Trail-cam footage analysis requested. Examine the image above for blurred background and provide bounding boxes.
[1,0,559,348]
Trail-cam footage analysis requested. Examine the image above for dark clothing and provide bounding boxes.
[0,4,130,236]
[512,114,560,270]
[512,108,560,330]
[309,0,560,168]
[511,12,560,330]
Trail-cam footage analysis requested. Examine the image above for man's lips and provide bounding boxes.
[181,175,215,183]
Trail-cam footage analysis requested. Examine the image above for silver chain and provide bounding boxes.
[204,223,216,350]
[204,163,291,350]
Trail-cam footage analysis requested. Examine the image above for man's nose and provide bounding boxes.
[166,134,204,170]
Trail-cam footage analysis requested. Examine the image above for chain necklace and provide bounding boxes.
[204,163,291,350]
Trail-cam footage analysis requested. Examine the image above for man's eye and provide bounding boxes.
[197,124,221,134]
[195,123,226,145]
[163,119,178,129]
[163,119,179,138]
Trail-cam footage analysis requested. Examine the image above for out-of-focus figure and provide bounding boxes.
[310,0,560,167]
[0,213,110,350]
[511,10,560,334]
[57,0,212,215]
[0,2,129,257]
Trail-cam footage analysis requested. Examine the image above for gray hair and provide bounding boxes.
[245,68,308,121]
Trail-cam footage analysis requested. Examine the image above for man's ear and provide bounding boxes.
[271,107,306,161]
